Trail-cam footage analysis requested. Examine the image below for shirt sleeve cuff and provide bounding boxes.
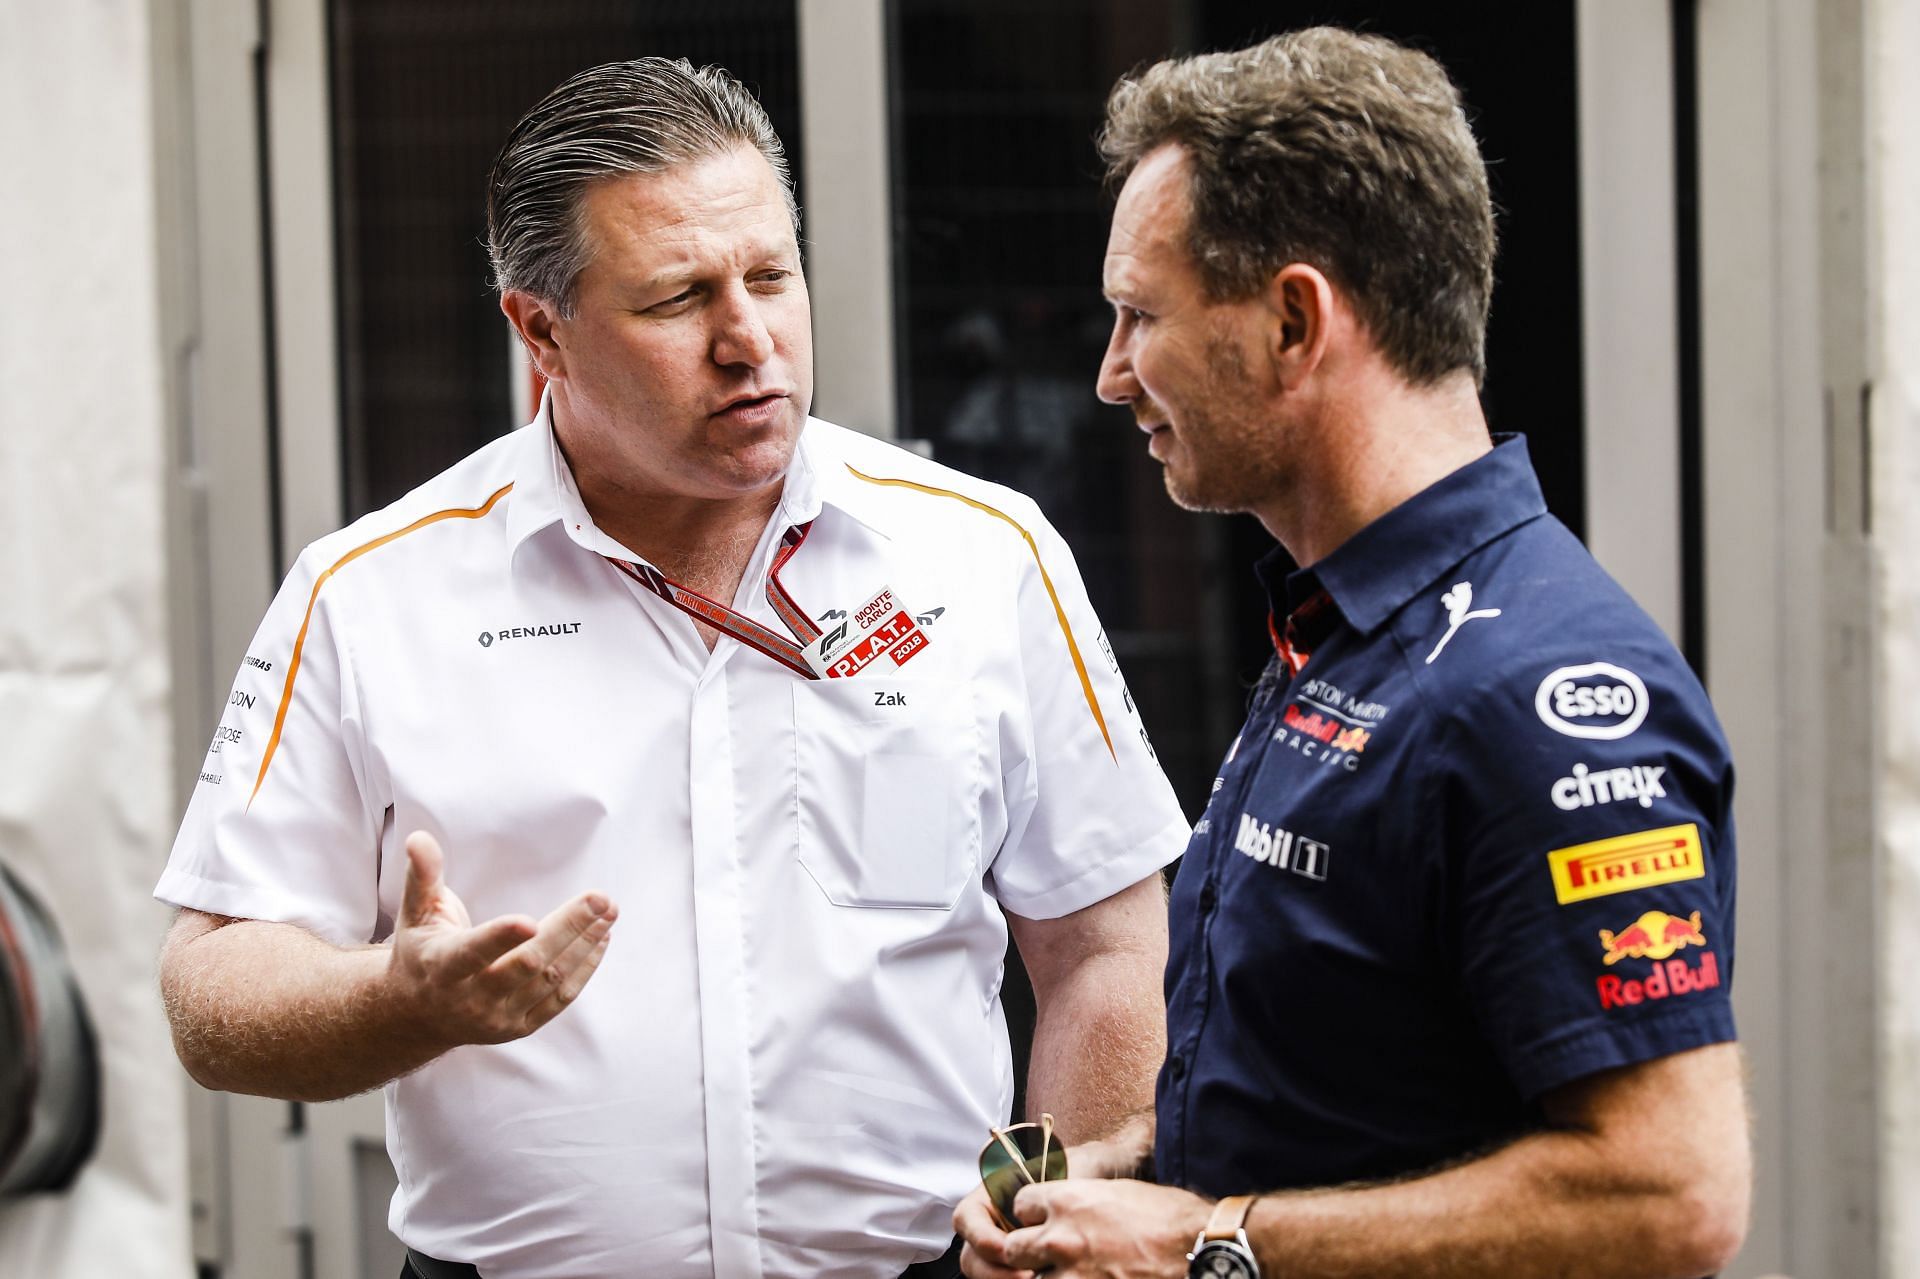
[1504,1002,1739,1101]
[154,864,371,947]
[989,813,1190,919]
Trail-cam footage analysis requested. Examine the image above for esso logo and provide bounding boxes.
[1534,662,1649,740]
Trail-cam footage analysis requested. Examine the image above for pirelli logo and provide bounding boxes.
[1547,823,1705,905]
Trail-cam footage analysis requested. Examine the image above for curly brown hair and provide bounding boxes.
[1099,27,1496,387]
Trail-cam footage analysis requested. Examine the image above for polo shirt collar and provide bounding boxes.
[504,393,888,568]
[503,391,606,562]
[794,424,894,541]
[1258,433,1548,634]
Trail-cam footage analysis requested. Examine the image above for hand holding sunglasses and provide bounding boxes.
[978,1112,1070,1229]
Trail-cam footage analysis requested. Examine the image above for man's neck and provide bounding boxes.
[1254,367,1492,567]
[546,405,789,586]
[588,482,785,591]
[590,482,784,653]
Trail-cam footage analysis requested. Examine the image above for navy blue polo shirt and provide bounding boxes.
[1155,435,1738,1195]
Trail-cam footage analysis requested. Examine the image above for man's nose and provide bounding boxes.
[1096,330,1138,405]
[712,288,775,367]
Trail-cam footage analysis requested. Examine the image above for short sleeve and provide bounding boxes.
[983,507,1189,918]
[1439,641,1739,1100]
[156,548,385,946]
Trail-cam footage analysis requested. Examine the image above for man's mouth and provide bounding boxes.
[713,390,789,420]
[1133,401,1170,436]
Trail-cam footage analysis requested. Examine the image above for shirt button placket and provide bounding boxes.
[686,666,764,1279]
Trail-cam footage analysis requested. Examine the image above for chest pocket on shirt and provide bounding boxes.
[791,678,983,908]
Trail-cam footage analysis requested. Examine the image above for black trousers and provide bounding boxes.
[403,1235,964,1279]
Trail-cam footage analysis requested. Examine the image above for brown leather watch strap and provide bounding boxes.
[1203,1193,1260,1242]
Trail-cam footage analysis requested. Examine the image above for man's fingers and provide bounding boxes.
[954,1190,1034,1279]
[487,893,616,1016]
[998,1224,1056,1275]
[522,890,619,968]
[1011,1184,1056,1227]
[522,927,614,1027]
[953,1191,1015,1261]
[958,1242,1033,1279]
[998,1187,1063,1271]
[399,831,447,926]
[522,912,613,1003]
[444,914,540,980]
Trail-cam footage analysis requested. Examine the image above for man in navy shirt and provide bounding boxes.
[956,26,1749,1279]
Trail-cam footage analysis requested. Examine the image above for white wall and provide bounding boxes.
[1871,0,1920,1270]
[0,2,192,1276]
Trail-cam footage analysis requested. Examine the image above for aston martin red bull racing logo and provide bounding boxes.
[1278,703,1371,768]
[1598,909,1706,964]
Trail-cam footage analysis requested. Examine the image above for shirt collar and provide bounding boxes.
[504,394,887,568]
[1257,433,1549,634]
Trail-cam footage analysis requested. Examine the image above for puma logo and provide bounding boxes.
[1424,582,1501,665]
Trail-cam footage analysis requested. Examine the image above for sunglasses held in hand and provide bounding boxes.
[978,1112,1069,1229]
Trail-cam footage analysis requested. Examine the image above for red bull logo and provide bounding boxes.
[1596,950,1720,1009]
[1598,909,1706,964]
[1282,704,1338,743]
[1282,705,1369,753]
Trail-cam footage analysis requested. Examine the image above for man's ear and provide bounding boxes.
[1263,263,1335,391]
[500,290,567,382]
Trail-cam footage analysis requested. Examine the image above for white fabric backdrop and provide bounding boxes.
[0,2,193,1275]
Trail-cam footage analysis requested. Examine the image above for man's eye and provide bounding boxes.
[648,290,696,313]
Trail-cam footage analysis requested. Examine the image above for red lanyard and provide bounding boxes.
[606,522,824,678]
[1270,588,1335,680]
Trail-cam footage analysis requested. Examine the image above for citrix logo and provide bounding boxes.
[1551,762,1668,811]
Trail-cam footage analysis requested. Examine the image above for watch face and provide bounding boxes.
[1189,1240,1258,1279]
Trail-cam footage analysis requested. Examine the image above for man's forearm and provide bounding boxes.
[161,915,444,1102]
[1243,1124,1746,1279]
[1025,946,1163,1176]
[1013,875,1170,1177]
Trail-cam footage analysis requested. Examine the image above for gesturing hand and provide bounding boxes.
[389,830,618,1049]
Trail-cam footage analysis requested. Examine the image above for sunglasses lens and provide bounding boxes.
[978,1125,1070,1228]
[979,1137,1026,1228]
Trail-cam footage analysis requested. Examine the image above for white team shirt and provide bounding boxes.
[158,403,1188,1279]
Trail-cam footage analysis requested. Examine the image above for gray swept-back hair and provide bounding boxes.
[486,57,797,316]
[1099,28,1496,387]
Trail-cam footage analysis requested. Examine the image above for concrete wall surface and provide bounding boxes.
[0,3,193,1275]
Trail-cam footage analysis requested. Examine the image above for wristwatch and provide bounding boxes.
[1187,1193,1261,1278]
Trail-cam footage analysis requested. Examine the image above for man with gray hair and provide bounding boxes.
[956,27,1749,1279]
[156,58,1186,1279]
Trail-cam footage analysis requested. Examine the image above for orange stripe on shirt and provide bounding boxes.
[843,465,1116,763]
[248,483,515,809]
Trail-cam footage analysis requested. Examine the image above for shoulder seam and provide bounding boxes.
[248,483,514,809]
[842,464,1115,762]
